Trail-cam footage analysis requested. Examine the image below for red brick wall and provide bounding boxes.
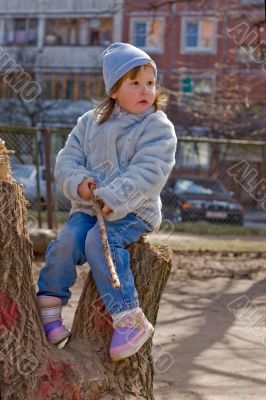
[123,0,266,128]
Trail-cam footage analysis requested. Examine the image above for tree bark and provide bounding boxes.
[0,140,172,400]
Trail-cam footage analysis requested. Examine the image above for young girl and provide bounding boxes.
[37,42,177,361]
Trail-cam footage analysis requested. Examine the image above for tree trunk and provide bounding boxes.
[0,140,172,400]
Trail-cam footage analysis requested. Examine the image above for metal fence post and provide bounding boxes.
[34,130,42,228]
[43,128,53,229]
[50,130,58,230]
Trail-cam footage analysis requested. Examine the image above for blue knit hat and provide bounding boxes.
[102,42,157,94]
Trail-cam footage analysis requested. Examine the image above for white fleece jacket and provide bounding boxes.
[54,106,177,231]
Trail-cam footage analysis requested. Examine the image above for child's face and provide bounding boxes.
[111,66,156,114]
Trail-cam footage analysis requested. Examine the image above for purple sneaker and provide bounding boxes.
[44,320,71,345]
[110,308,154,361]
[39,304,71,345]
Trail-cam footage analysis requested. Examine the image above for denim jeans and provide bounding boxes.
[37,212,152,315]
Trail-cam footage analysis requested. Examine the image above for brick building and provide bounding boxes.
[0,0,123,126]
[123,0,266,208]
[123,0,265,133]
[0,0,265,131]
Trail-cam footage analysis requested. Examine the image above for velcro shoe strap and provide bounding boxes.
[41,306,62,319]
[44,320,62,335]
[113,309,145,329]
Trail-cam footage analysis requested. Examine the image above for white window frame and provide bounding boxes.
[130,17,164,54]
[181,16,217,54]
[179,73,216,106]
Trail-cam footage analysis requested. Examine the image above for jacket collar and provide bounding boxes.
[112,104,155,121]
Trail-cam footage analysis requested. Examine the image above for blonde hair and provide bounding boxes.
[95,63,168,125]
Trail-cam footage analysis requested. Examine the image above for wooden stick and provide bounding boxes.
[89,184,121,289]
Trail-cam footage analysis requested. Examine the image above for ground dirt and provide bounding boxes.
[33,250,266,400]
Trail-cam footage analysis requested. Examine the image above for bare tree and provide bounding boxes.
[158,0,266,138]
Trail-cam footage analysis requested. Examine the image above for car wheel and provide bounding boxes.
[231,216,244,226]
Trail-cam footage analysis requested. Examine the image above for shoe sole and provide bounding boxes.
[49,331,71,345]
[110,325,154,361]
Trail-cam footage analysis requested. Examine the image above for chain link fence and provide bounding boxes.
[0,125,70,229]
[1,126,266,230]
[162,137,266,227]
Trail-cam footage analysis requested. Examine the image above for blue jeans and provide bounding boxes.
[37,212,152,315]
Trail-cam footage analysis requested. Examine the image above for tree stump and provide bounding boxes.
[0,139,172,400]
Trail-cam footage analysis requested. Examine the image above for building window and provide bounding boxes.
[65,75,74,99]
[3,18,38,46]
[40,74,52,99]
[54,74,66,99]
[0,77,6,98]
[45,18,112,46]
[40,73,104,100]
[181,17,216,53]
[1,75,17,98]
[0,72,34,98]
[130,18,164,53]
[179,75,215,105]
[46,19,76,45]
[176,142,211,169]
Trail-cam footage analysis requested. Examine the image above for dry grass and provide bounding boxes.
[149,232,266,253]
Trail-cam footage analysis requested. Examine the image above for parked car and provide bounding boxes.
[12,164,70,210]
[161,177,244,225]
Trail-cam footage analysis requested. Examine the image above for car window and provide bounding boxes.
[13,165,34,179]
[208,181,228,194]
[174,179,227,195]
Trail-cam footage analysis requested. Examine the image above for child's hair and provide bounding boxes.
[95,62,168,125]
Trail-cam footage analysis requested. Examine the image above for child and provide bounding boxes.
[37,42,177,361]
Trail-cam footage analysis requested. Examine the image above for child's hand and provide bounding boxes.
[101,204,113,215]
[78,178,95,200]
